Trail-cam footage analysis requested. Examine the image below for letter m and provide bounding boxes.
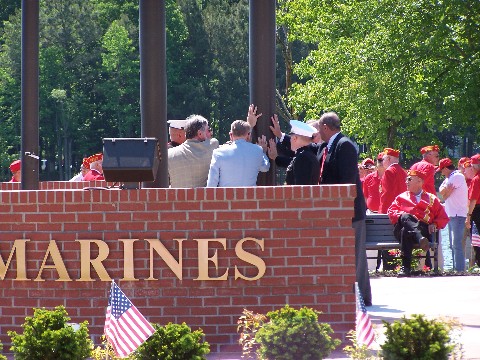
[0,239,29,280]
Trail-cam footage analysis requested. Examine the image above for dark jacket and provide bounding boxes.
[285,145,320,185]
[318,133,366,221]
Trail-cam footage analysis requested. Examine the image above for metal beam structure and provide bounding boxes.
[249,0,277,186]
[21,0,40,189]
[139,0,168,188]
[19,2,277,188]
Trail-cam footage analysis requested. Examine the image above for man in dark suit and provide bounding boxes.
[317,112,372,306]
[270,112,372,305]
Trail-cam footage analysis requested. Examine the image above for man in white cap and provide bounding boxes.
[284,120,319,185]
[167,120,187,148]
[168,115,219,188]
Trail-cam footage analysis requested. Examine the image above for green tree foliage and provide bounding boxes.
[0,0,20,26]
[8,306,93,360]
[99,18,140,138]
[0,8,22,180]
[201,0,250,142]
[39,0,103,179]
[278,0,480,159]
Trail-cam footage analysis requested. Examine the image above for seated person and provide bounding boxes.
[387,169,449,276]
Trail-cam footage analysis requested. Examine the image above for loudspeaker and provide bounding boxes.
[102,138,160,183]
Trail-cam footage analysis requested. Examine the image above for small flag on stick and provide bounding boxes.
[355,282,375,347]
[104,281,155,358]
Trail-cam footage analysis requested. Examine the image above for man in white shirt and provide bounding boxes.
[438,157,469,271]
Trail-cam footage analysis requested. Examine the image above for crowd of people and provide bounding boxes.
[360,145,480,275]
[6,105,480,304]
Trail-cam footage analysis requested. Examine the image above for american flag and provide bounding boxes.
[355,282,375,347]
[104,281,155,358]
[471,222,480,247]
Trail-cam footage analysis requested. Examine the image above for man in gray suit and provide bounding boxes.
[207,120,270,187]
[168,115,219,188]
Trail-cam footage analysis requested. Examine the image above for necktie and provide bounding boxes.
[319,147,327,181]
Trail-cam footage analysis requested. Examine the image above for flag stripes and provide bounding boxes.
[355,282,375,347]
[104,281,155,358]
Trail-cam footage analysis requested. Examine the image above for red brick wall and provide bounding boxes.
[0,183,356,353]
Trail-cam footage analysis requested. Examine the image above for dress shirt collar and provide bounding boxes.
[327,132,341,151]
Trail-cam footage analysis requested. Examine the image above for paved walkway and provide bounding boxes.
[207,275,480,360]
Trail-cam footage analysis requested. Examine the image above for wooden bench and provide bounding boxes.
[365,213,439,271]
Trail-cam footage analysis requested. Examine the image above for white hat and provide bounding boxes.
[289,120,317,137]
[167,119,187,129]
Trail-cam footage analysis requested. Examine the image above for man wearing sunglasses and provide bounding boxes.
[387,169,449,276]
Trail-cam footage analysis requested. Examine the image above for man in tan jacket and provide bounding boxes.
[168,115,219,188]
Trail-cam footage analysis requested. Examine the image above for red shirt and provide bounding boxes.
[388,191,449,229]
[410,160,436,194]
[83,169,105,181]
[379,163,407,214]
[468,173,480,203]
[363,170,381,212]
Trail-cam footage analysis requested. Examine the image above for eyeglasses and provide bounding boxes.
[208,127,212,132]
[406,176,413,182]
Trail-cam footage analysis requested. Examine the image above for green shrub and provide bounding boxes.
[91,336,134,360]
[134,322,210,360]
[237,308,267,359]
[8,305,92,360]
[343,330,378,360]
[254,305,341,360]
[381,314,455,360]
[0,341,7,360]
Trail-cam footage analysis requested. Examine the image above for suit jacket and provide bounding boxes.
[318,133,366,221]
[168,138,219,188]
[276,134,318,168]
[207,139,270,187]
[285,145,320,185]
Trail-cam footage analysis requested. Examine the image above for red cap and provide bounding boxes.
[81,157,90,169]
[436,158,453,172]
[458,157,470,168]
[407,169,426,180]
[9,160,21,173]
[420,145,439,154]
[361,158,375,168]
[87,153,103,164]
[383,148,400,157]
[471,154,480,165]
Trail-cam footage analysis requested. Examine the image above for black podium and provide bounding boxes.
[102,138,160,187]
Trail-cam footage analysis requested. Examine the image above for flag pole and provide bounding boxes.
[105,281,114,360]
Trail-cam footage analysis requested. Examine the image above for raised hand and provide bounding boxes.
[247,104,262,128]
[269,114,282,138]
[267,138,278,160]
[257,135,268,153]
